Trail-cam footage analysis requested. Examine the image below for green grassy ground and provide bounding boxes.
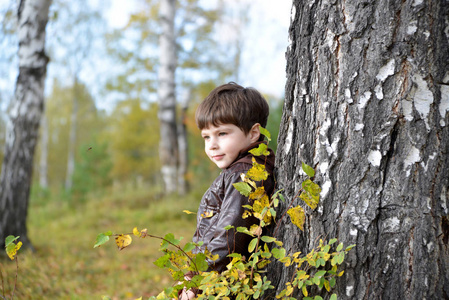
[0,187,203,299]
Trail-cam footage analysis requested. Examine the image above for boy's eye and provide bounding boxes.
[202,135,210,140]
[218,132,227,136]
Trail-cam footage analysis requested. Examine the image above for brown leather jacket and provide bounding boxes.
[192,142,276,273]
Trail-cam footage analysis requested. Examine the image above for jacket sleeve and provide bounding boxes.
[205,170,258,273]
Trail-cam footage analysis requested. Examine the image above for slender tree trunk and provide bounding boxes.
[39,113,48,189]
[177,89,190,194]
[269,0,449,299]
[65,76,79,191]
[158,0,178,194]
[0,0,51,248]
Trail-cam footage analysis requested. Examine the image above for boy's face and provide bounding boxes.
[201,123,260,169]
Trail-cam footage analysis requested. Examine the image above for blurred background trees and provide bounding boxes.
[0,0,286,247]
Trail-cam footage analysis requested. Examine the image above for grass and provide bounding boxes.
[0,185,205,299]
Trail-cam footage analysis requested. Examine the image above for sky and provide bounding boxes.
[0,1,293,111]
[105,0,292,98]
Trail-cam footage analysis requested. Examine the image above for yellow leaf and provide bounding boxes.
[133,227,140,237]
[249,187,266,201]
[247,158,268,181]
[287,206,305,231]
[183,210,196,214]
[6,241,22,260]
[250,225,262,236]
[115,234,132,250]
[302,286,308,297]
[201,211,214,218]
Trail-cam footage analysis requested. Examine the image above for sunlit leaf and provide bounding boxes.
[115,234,132,250]
[183,210,196,214]
[287,206,305,231]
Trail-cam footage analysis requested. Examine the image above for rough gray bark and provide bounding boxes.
[0,0,51,248]
[269,0,449,299]
[158,0,178,194]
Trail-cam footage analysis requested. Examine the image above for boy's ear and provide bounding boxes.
[249,123,261,143]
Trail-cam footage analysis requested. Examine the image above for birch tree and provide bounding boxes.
[269,0,449,299]
[158,0,178,194]
[0,0,51,248]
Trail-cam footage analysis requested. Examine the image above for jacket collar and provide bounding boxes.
[227,141,275,172]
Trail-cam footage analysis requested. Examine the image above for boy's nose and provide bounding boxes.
[208,138,218,150]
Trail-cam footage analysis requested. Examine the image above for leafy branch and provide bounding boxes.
[94,127,355,299]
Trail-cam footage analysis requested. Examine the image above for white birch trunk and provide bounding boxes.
[269,0,449,299]
[177,89,190,194]
[65,77,78,191]
[0,0,51,248]
[39,112,48,188]
[158,0,178,194]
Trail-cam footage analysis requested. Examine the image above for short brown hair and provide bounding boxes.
[195,82,269,136]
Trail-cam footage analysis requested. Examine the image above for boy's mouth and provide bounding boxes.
[212,154,224,160]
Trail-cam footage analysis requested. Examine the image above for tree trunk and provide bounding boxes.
[65,76,79,191]
[177,89,190,195]
[39,113,48,189]
[0,0,51,248]
[158,0,178,194]
[270,0,449,299]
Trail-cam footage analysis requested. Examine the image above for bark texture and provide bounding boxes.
[158,0,178,194]
[269,0,449,299]
[0,0,51,248]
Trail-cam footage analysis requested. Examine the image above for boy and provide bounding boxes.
[180,82,275,299]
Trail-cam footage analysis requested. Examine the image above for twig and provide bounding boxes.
[11,257,18,300]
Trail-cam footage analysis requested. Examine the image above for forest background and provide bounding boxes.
[0,0,290,298]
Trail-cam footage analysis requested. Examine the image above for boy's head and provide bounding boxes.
[196,82,270,169]
[195,82,269,139]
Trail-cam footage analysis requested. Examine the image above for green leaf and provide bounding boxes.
[259,127,271,141]
[345,244,356,251]
[336,243,343,251]
[249,143,270,156]
[330,293,337,300]
[261,236,276,243]
[248,238,258,253]
[329,238,337,245]
[5,235,19,247]
[302,162,315,177]
[233,182,252,197]
[183,242,196,252]
[315,270,326,277]
[191,252,209,271]
[271,247,286,260]
[94,233,110,248]
[154,253,170,268]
